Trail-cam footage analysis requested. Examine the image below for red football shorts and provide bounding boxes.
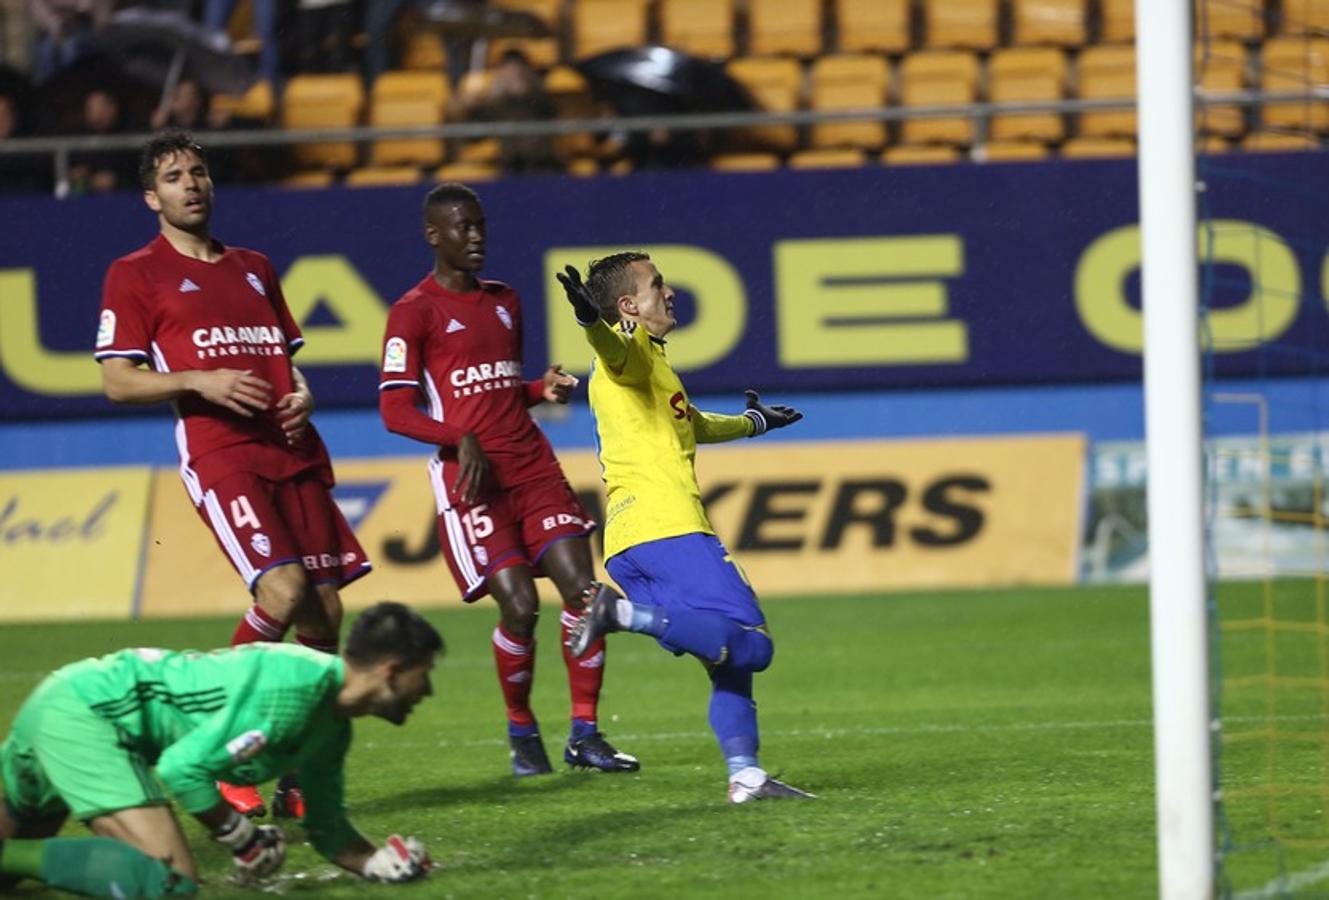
[192,471,371,591]
[427,458,595,602]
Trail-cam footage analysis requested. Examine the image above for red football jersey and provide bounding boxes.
[95,235,332,494]
[379,275,562,490]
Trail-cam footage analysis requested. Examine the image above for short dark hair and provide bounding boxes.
[586,251,651,323]
[423,182,480,219]
[345,602,444,669]
[139,129,207,191]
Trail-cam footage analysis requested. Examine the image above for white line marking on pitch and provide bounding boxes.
[1235,858,1329,900]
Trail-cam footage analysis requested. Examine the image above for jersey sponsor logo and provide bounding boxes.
[251,532,271,557]
[191,324,287,360]
[448,359,523,397]
[225,729,268,764]
[383,336,408,373]
[300,550,359,571]
[494,306,513,330]
[245,272,266,297]
[95,309,116,348]
[541,512,587,531]
[178,278,200,293]
[445,318,466,334]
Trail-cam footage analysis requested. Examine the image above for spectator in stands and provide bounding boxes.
[204,0,281,89]
[365,0,484,85]
[0,91,53,193]
[67,87,136,193]
[297,0,354,74]
[27,0,111,83]
[150,77,209,131]
[455,48,558,173]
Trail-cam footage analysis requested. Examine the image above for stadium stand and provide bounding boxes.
[709,152,782,171]
[1260,36,1329,131]
[660,0,736,59]
[788,148,869,168]
[809,54,891,150]
[923,0,999,50]
[488,0,564,68]
[1061,136,1136,158]
[574,0,651,59]
[748,0,824,57]
[989,47,1068,142]
[900,50,982,146]
[978,140,1053,160]
[836,0,910,54]
[1010,0,1087,47]
[1098,0,1136,43]
[1076,44,1138,139]
[726,55,804,151]
[368,70,449,167]
[883,144,963,163]
[282,74,365,170]
[1195,41,1248,138]
[345,166,424,187]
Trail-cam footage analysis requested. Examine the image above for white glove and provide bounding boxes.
[212,809,287,881]
[362,835,431,883]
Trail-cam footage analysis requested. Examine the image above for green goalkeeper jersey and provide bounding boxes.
[52,642,361,860]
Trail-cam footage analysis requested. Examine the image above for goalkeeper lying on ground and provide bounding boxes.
[0,601,440,896]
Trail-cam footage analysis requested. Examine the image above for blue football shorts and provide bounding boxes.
[606,532,766,630]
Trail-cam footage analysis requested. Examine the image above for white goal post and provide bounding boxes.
[1137,2,1215,898]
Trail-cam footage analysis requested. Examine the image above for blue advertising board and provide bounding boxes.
[1,153,1326,419]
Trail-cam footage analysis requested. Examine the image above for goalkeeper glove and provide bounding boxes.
[555,265,600,326]
[362,835,431,883]
[743,389,803,437]
[211,809,286,882]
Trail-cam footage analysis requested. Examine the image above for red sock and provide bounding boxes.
[296,633,338,654]
[492,624,536,728]
[232,604,288,646]
[561,605,605,722]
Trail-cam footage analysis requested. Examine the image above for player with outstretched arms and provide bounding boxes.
[378,183,638,776]
[93,130,370,818]
[0,601,441,896]
[557,253,815,803]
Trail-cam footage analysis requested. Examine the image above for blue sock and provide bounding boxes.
[508,719,539,739]
[570,717,597,742]
[709,666,760,777]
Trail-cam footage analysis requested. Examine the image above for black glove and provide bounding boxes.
[743,389,803,436]
[555,265,599,326]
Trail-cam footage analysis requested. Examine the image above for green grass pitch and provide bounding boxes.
[0,583,1308,898]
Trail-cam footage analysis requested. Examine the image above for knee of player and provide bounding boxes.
[748,632,774,672]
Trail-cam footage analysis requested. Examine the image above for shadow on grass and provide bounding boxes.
[353,772,586,815]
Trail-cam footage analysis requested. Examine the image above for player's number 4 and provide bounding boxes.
[230,495,262,530]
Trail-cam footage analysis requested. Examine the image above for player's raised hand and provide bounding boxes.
[556,264,599,326]
[743,389,803,436]
[212,810,287,882]
[190,369,272,417]
[362,835,432,883]
[541,364,579,404]
[454,432,490,504]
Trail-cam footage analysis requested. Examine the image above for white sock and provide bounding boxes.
[614,597,633,628]
[730,765,767,788]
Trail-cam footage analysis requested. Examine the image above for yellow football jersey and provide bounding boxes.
[584,319,753,560]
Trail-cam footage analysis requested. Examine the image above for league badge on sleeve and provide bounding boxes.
[96,309,116,348]
[384,337,408,373]
[225,729,268,763]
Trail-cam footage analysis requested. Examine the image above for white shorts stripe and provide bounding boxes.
[427,458,483,591]
[202,489,258,586]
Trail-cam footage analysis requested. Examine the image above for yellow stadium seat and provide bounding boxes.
[1195,42,1247,137]
[456,138,502,163]
[369,71,449,167]
[709,152,781,171]
[1077,45,1137,138]
[923,0,998,50]
[1099,0,1135,42]
[1198,0,1264,41]
[900,50,981,145]
[280,170,336,189]
[1261,37,1329,131]
[977,141,1052,161]
[660,0,735,59]
[1242,130,1319,151]
[989,47,1067,142]
[1061,137,1135,158]
[1283,0,1329,36]
[434,161,501,182]
[726,56,804,150]
[1197,135,1230,154]
[810,54,891,149]
[488,0,563,69]
[345,166,424,187]
[836,0,910,54]
[882,144,962,164]
[748,0,823,57]
[545,66,599,159]
[1011,0,1087,47]
[283,74,365,169]
[401,32,446,71]
[574,0,649,59]
[212,79,274,122]
[565,157,601,176]
[788,148,868,169]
